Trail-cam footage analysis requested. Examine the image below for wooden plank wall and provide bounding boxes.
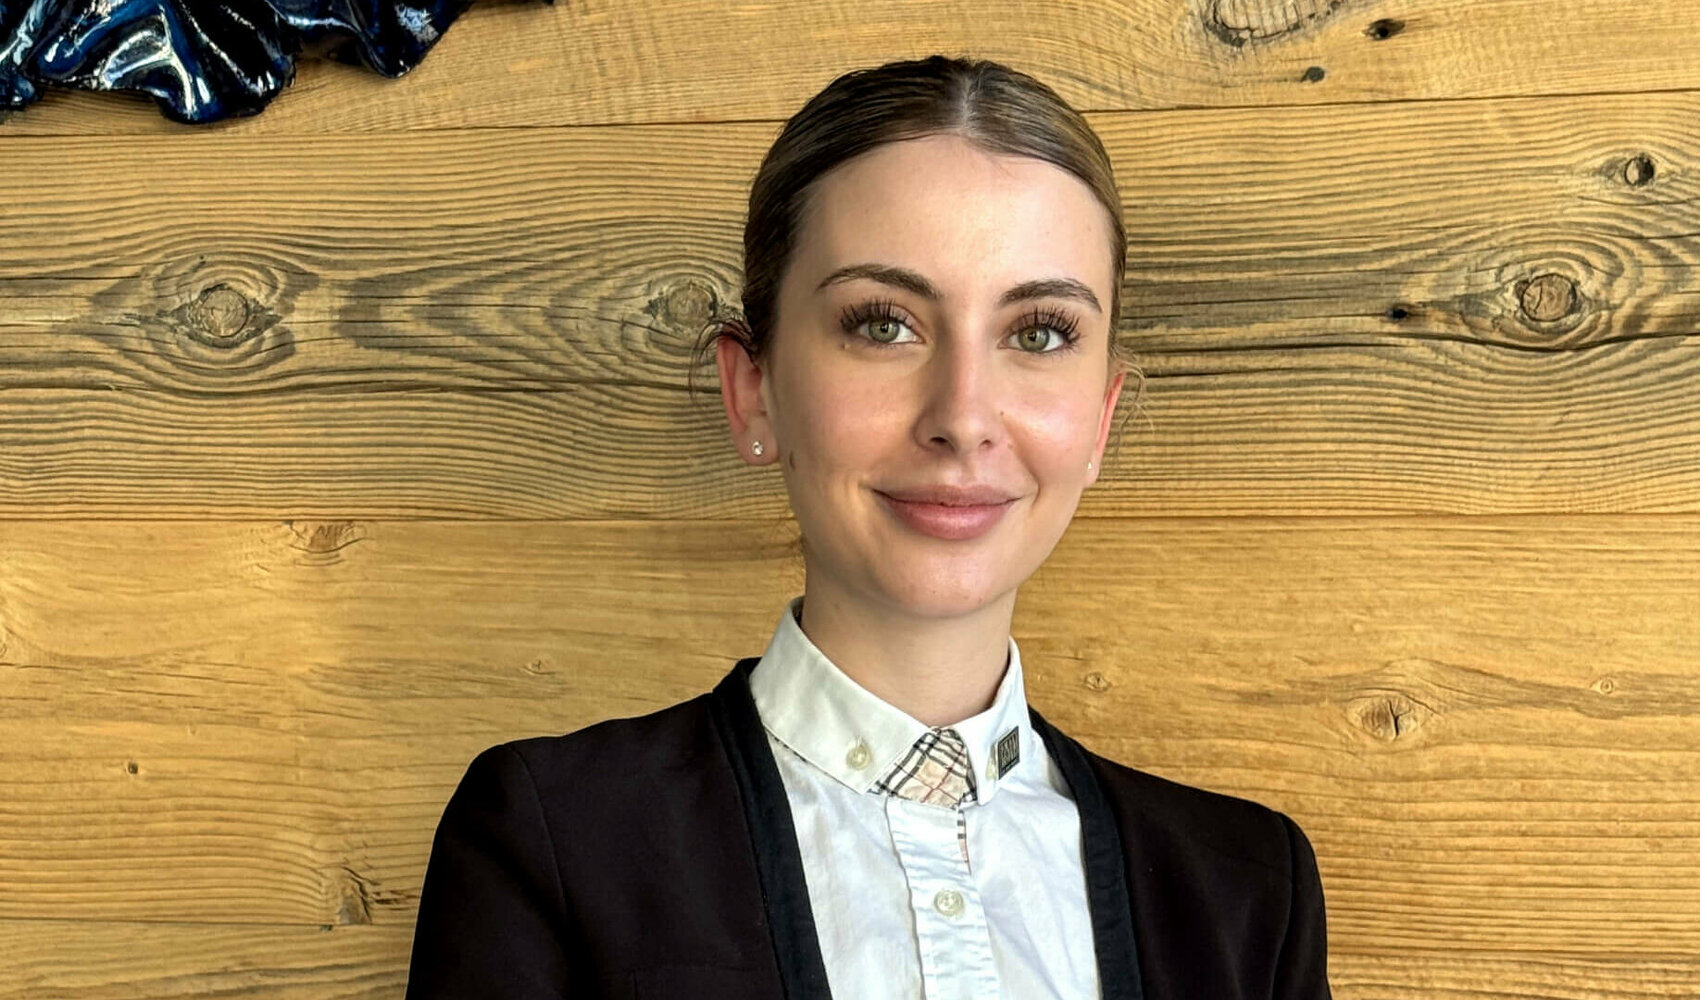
[3,1,1697,996]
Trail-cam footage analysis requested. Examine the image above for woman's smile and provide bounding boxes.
[875,489,1018,541]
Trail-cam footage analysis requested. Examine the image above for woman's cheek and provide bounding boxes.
[1015,391,1090,453]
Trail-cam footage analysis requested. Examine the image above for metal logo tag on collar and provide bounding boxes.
[993,726,1021,779]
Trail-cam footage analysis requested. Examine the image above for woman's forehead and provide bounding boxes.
[810,136,1101,222]
[789,149,1100,290]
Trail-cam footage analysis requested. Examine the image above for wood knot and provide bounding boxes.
[125,760,139,775]
[1622,153,1656,187]
[1591,676,1618,696]
[1516,273,1578,323]
[180,284,255,344]
[1346,692,1429,741]
[1365,18,1404,39]
[331,862,407,924]
[1301,66,1326,82]
[661,279,717,331]
[1083,671,1111,693]
[161,281,281,354]
[337,865,373,926]
[1205,0,1347,46]
[284,520,366,562]
[90,249,309,381]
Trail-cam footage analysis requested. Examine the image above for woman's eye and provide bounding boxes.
[843,304,1077,354]
[1012,327,1062,353]
[859,316,917,345]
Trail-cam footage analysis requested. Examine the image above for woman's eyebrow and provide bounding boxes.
[815,262,1101,314]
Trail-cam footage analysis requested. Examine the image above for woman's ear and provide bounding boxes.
[717,328,776,465]
[1088,366,1126,486]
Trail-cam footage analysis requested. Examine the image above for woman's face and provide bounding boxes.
[720,132,1125,620]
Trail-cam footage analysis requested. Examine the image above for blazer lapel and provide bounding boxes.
[710,657,834,1000]
[710,656,1145,1000]
[1030,706,1147,1000]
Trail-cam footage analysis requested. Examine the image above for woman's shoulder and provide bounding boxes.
[437,692,737,874]
[491,691,722,788]
[1069,734,1314,878]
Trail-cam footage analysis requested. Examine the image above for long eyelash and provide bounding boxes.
[839,298,1083,353]
[1012,306,1082,353]
[838,296,908,340]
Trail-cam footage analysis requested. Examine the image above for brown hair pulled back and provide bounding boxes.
[690,54,1145,460]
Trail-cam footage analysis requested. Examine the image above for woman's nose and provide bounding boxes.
[915,338,1004,455]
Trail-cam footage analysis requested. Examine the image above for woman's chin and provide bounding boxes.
[873,569,1014,618]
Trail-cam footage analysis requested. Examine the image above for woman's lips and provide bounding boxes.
[876,491,1015,541]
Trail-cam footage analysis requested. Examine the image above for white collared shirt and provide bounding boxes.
[748,595,1101,1000]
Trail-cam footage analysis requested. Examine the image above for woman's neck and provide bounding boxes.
[795,578,1016,728]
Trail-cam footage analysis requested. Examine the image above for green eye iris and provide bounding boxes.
[1015,328,1057,352]
[868,318,906,343]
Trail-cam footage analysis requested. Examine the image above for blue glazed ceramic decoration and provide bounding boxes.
[0,0,551,123]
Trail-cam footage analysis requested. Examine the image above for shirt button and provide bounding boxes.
[933,888,964,917]
[846,741,872,770]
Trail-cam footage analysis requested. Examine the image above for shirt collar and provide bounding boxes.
[748,594,1034,803]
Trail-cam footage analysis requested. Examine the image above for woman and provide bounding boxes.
[406,55,1331,1000]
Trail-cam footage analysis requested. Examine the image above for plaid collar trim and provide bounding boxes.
[747,594,1033,802]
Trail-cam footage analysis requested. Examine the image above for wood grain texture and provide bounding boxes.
[0,920,409,998]
[2,0,1699,135]
[4,0,1697,996]
[2,517,1697,997]
[4,91,1700,518]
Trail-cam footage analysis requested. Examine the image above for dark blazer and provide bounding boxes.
[405,657,1332,999]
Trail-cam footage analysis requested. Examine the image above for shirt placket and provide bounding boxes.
[885,795,1001,1000]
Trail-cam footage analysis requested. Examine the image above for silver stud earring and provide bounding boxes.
[751,440,763,456]
[1087,459,1093,471]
